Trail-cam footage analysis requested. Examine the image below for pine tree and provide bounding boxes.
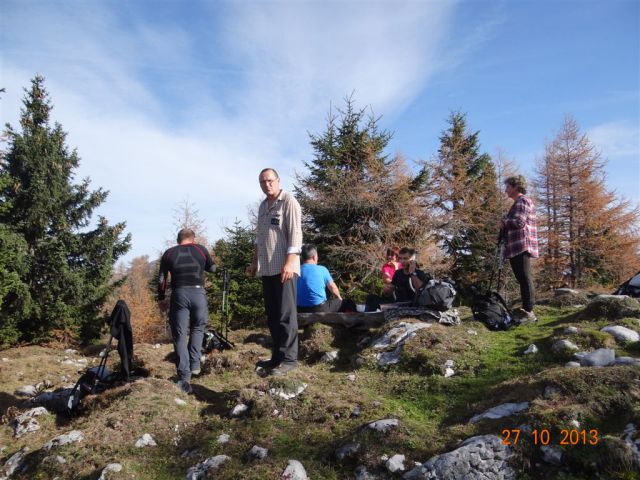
[535,116,640,288]
[209,220,264,328]
[0,76,131,343]
[295,96,431,291]
[429,112,503,291]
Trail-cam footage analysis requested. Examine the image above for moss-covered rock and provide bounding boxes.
[578,295,640,321]
[547,290,590,308]
[299,323,335,361]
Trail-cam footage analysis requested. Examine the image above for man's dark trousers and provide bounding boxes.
[509,252,535,312]
[262,274,298,365]
[169,287,208,381]
[298,297,343,313]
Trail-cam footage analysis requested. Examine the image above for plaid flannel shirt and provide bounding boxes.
[502,195,539,259]
[256,190,302,277]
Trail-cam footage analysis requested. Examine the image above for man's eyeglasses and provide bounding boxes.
[260,178,278,185]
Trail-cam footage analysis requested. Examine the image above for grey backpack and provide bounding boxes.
[415,280,457,311]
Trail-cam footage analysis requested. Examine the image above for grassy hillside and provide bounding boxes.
[1,302,639,479]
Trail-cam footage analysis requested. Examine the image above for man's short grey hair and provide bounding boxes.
[259,167,279,179]
[301,244,317,262]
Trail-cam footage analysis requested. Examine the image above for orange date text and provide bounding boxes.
[501,428,599,446]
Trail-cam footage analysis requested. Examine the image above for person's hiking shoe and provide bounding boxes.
[191,368,201,376]
[513,308,537,324]
[255,359,278,370]
[176,380,193,394]
[270,363,297,376]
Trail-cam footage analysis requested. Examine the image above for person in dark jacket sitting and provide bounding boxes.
[365,247,430,311]
[391,247,430,302]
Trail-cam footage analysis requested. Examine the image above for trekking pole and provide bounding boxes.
[221,269,231,338]
[215,268,235,349]
[488,230,504,292]
[220,268,227,333]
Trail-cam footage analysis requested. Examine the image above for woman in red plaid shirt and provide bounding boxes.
[501,175,539,323]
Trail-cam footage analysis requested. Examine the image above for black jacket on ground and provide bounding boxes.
[109,300,133,381]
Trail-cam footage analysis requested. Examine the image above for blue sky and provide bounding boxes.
[1,0,638,265]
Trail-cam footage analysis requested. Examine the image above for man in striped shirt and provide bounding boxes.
[501,175,539,323]
[246,168,303,376]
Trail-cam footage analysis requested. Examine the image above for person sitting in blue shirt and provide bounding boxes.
[297,244,345,313]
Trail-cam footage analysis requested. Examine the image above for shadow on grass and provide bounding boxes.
[193,384,239,417]
[0,391,20,412]
[242,332,272,348]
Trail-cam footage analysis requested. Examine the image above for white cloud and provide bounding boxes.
[1,1,461,263]
[588,121,640,158]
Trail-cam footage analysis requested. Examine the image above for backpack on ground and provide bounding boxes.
[202,329,234,354]
[471,289,513,331]
[414,279,457,311]
[613,271,640,298]
[66,300,134,415]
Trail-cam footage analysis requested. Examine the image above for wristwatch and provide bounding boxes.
[410,272,418,277]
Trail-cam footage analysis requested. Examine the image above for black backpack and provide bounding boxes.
[471,290,513,331]
[202,329,234,353]
[414,280,457,311]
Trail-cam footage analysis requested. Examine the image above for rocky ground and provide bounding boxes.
[1,292,639,479]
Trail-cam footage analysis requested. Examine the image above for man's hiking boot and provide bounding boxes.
[513,308,537,324]
[270,363,297,376]
[176,380,193,394]
[255,359,278,370]
[191,368,201,376]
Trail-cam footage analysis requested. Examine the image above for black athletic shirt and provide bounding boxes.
[158,243,216,299]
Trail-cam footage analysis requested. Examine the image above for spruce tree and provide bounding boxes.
[0,76,131,343]
[295,96,431,290]
[209,220,264,328]
[429,112,503,291]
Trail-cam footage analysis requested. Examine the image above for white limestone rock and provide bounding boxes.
[372,322,432,350]
[403,435,515,480]
[135,433,157,448]
[269,381,307,400]
[386,454,406,473]
[601,325,640,343]
[44,430,84,450]
[552,339,579,354]
[247,445,268,461]
[576,348,616,367]
[186,455,229,480]
[98,463,123,480]
[281,460,309,480]
[614,356,640,366]
[469,402,529,424]
[0,447,29,479]
[230,403,249,417]
[366,418,399,433]
[321,351,339,363]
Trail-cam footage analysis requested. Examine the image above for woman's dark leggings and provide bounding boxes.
[509,252,535,312]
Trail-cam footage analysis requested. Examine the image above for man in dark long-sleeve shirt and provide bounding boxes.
[158,228,216,393]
